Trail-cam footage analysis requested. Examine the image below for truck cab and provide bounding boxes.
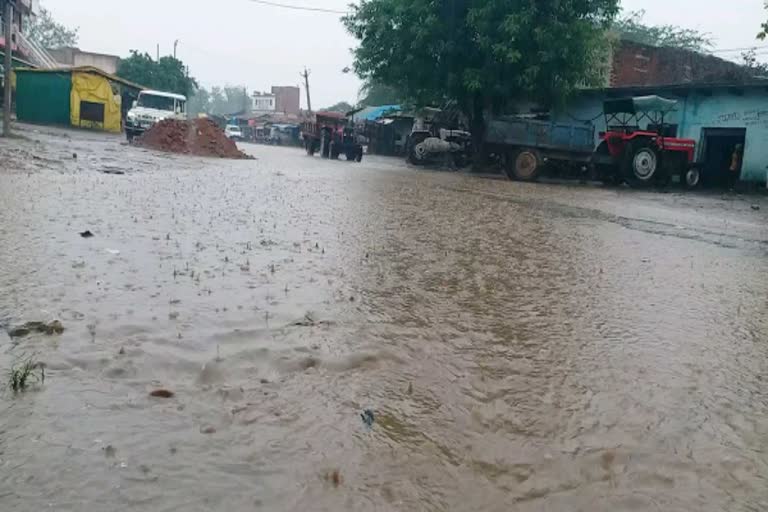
[125,90,187,141]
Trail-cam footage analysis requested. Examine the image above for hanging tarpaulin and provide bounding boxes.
[70,71,122,133]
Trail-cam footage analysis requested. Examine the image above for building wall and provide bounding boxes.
[48,47,120,74]
[611,42,750,88]
[271,86,300,115]
[552,88,768,183]
[252,94,276,112]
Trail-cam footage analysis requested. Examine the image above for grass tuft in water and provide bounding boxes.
[8,355,45,393]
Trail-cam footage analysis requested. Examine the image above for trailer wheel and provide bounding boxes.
[508,149,541,181]
[305,138,316,156]
[623,140,659,187]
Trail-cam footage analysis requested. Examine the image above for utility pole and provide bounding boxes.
[156,43,159,61]
[173,39,179,59]
[3,0,13,137]
[300,67,312,113]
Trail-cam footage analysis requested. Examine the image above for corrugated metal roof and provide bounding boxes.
[14,65,146,91]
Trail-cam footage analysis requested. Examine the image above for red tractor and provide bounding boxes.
[594,96,700,188]
[301,111,363,162]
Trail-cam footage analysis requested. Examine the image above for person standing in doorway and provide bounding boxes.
[728,144,743,190]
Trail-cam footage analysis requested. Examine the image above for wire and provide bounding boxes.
[709,45,768,54]
[244,0,348,14]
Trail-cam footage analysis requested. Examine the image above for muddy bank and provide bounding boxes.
[137,118,252,159]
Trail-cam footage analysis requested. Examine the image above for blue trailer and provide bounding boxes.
[485,117,597,181]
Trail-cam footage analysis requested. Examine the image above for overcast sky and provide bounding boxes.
[44,0,764,108]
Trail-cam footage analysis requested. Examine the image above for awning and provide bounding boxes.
[603,95,678,115]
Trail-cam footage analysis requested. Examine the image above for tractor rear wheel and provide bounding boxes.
[623,140,659,187]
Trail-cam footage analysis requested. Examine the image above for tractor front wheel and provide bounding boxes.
[623,140,659,187]
[682,167,701,190]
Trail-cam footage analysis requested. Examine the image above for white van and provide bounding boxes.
[125,90,187,141]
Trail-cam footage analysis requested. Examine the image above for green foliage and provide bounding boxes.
[613,10,712,51]
[741,49,768,75]
[343,0,619,125]
[116,51,197,97]
[325,101,354,113]
[759,2,768,40]
[26,7,78,49]
[358,81,405,106]
[188,85,251,116]
[8,355,44,393]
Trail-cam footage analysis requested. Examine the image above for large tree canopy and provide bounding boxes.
[116,51,197,97]
[613,10,712,52]
[27,7,79,49]
[343,0,619,128]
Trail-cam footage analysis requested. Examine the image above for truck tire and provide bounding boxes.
[507,148,541,181]
[623,140,659,187]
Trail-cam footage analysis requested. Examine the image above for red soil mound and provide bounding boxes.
[137,118,251,159]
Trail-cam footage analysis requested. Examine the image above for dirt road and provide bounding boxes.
[1,124,767,511]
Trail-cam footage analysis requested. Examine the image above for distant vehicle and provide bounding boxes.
[224,124,243,141]
[125,90,187,142]
[302,112,363,162]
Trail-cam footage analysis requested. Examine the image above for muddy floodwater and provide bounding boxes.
[1,124,767,511]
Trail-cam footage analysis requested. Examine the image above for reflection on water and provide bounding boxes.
[1,126,768,511]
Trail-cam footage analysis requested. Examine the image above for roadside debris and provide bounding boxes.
[361,409,375,428]
[200,425,217,434]
[136,119,252,159]
[8,320,64,338]
[149,389,175,398]
[751,204,760,211]
[324,469,342,487]
[79,230,94,238]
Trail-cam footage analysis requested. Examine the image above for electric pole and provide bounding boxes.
[173,39,179,59]
[156,43,159,61]
[3,0,13,137]
[300,67,312,113]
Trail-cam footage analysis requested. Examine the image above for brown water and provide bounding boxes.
[1,125,767,511]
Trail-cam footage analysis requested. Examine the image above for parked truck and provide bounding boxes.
[302,112,363,162]
[485,95,700,188]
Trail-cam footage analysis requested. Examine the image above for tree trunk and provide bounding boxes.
[470,93,487,171]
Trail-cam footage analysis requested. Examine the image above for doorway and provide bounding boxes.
[699,128,746,188]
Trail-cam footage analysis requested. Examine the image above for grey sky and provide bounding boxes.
[44,0,764,108]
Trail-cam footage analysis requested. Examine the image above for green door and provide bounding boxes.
[16,71,71,126]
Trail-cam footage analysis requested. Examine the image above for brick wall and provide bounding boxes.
[271,86,300,115]
[611,41,751,87]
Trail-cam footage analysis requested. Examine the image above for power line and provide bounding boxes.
[710,45,768,54]
[245,0,348,14]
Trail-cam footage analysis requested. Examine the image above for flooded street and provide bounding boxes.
[1,124,767,511]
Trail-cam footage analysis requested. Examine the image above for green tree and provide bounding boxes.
[116,51,197,97]
[613,10,712,51]
[343,0,619,143]
[209,86,228,115]
[223,86,250,115]
[325,101,354,112]
[188,87,210,116]
[27,7,79,49]
[358,81,404,106]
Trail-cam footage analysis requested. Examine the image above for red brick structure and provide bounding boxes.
[271,86,300,116]
[610,41,751,87]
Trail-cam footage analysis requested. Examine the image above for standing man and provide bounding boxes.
[728,143,743,191]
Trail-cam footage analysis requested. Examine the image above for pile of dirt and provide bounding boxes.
[137,118,252,159]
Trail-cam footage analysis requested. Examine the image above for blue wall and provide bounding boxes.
[551,88,768,183]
